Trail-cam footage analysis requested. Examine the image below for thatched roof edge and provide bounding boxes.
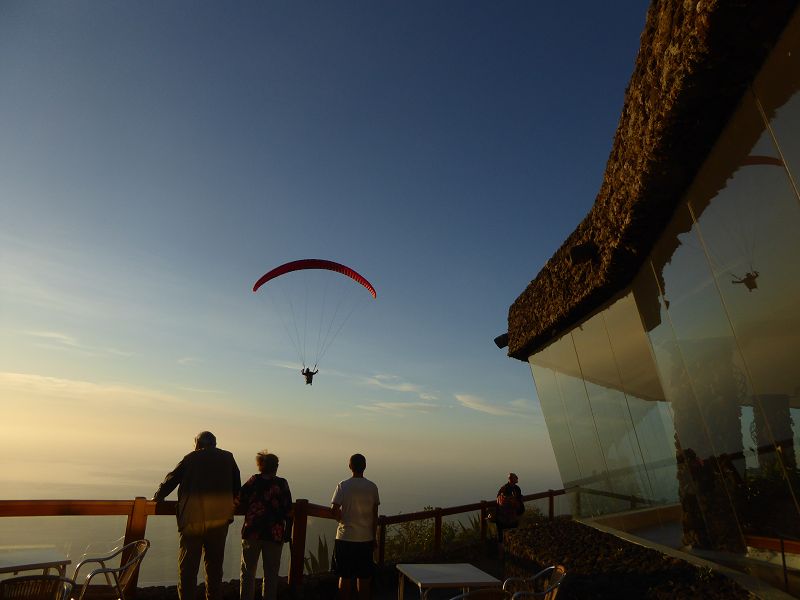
[507,0,799,360]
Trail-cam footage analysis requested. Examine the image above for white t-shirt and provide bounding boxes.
[330,477,380,542]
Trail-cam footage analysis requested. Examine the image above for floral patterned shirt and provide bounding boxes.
[239,474,292,543]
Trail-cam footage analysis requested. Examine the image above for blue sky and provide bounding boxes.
[0,2,649,512]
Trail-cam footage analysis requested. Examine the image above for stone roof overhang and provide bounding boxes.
[507,0,799,361]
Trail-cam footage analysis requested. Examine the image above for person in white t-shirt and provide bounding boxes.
[330,453,380,600]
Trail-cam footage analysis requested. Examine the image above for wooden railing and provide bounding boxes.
[0,489,567,595]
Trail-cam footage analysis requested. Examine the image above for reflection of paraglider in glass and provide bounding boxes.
[731,270,759,291]
[703,155,783,293]
[253,259,376,384]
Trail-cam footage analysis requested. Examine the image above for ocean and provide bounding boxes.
[0,513,339,585]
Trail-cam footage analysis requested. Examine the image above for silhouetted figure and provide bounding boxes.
[732,271,759,291]
[495,472,524,558]
[239,451,292,600]
[152,431,241,600]
[330,453,380,600]
[302,367,318,385]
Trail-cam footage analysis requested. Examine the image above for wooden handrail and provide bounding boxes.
[0,488,572,595]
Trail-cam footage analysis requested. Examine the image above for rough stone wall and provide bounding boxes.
[507,0,798,360]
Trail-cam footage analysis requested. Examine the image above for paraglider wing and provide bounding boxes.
[253,259,377,298]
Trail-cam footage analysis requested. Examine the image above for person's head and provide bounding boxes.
[195,431,216,450]
[349,453,366,475]
[508,472,518,485]
[256,450,279,475]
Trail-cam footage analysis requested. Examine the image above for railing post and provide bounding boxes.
[480,502,488,541]
[548,490,554,520]
[433,508,442,557]
[378,517,386,567]
[289,499,308,592]
[575,488,581,517]
[123,497,149,598]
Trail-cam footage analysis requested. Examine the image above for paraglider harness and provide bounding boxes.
[301,366,318,385]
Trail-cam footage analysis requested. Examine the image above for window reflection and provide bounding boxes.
[526,5,800,559]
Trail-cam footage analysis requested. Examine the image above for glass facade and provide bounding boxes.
[528,9,800,554]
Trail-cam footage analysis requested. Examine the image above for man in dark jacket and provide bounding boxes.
[153,431,241,600]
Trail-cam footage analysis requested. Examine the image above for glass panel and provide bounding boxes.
[645,201,750,552]
[383,517,434,562]
[440,512,482,552]
[531,334,607,516]
[302,516,336,576]
[529,345,582,491]
[0,515,130,579]
[685,73,800,539]
[140,515,290,585]
[139,516,180,585]
[570,307,652,506]
[605,291,678,506]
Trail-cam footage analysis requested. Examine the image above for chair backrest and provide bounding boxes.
[504,565,566,600]
[541,564,565,600]
[116,539,150,591]
[73,539,150,600]
[0,575,74,600]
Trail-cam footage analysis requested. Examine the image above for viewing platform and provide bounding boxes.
[2,486,797,599]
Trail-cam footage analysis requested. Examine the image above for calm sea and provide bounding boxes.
[0,514,338,585]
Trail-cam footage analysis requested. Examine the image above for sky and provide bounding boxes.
[0,2,650,514]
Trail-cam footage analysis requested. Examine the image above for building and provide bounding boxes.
[504,0,800,588]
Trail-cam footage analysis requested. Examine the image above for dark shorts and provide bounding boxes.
[332,539,374,579]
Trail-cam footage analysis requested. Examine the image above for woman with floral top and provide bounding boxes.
[238,451,293,600]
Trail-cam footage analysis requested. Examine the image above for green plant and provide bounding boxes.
[383,508,489,561]
[518,503,544,526]
[303,534,331,574]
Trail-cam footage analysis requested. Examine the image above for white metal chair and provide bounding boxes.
[71,539,150,600]
[502,565,566,600]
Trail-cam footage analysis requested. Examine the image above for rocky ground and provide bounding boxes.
[504,517,753,599]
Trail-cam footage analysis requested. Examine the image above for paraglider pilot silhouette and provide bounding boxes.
[302,367,319,385]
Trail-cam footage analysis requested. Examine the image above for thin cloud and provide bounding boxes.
[0,371,185,409]
[356,401,440,415]
[0,372,244,422]
[24,330,80,347]
[177,357,203,366]
[362,373,438,401]
[454,394,539,418]
[22,330,132,357]
[176,386,225,395]
[264,359,302,371]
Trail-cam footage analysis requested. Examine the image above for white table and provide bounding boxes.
[0,548,71,576]
[397,563,501,600]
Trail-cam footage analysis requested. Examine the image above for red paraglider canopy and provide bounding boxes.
[253,259,377,298]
